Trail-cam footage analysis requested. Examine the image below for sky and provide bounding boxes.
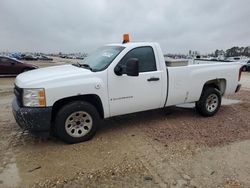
[0,0,250,54]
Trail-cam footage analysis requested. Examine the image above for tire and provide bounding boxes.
[242,66,247,72]
[195,87,221,117]
[55,101,100,144]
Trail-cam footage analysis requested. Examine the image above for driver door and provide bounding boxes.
[108,46,162,117]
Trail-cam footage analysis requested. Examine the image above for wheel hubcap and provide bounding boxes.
[65,111,93,138]
[206,94,219,112]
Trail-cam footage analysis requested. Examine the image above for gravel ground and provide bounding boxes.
[142,90,250,147]
[0,64,250,187]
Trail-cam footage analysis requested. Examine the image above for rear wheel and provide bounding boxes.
[55,101,100,143]
[242,66,247,72]
[196,87,221,117]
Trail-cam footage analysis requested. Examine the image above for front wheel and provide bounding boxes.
[196,87,221,117]
[55,101,100,143]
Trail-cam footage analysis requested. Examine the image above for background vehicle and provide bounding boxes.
[242,60,250,71]
[21,54,38,61]
[36,55,53,61]
[12,36,242,143]
[227,56,250,71]
[0,56,38,76]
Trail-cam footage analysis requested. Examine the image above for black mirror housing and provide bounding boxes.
[126,58,139,76]
[114,65,123,76]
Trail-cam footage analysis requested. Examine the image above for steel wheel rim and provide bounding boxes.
[206,94,219,112]
[65,111,93,138]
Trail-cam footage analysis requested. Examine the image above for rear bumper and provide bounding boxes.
[235,84,241,93]
[12,98,52,137]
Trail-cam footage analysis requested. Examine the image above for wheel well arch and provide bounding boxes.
[202,79,227,95]
[51,94,104,123]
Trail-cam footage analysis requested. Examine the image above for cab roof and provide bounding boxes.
[106,42,158,48]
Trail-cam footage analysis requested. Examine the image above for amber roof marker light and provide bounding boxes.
[122,34,130,44]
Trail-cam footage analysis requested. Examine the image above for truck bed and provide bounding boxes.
[164,58,188,67]
[165,58,233,67]
[165,62,241,107]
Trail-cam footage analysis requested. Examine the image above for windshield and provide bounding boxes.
[79,46,125,71]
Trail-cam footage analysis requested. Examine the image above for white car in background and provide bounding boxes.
[227,56,250,71]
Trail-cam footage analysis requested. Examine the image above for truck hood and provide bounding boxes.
[15,64,93,88]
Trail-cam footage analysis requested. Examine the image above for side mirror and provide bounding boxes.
[114,65,123,76]
[126,58,139,76]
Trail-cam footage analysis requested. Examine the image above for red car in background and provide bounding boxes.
[0,56,38,76]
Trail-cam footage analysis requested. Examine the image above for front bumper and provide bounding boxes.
[12,98,52,137]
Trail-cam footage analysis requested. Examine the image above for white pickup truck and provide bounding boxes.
[12,39,242,143]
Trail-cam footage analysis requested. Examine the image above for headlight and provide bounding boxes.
[23,88,46,107]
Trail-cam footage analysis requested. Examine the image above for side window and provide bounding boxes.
[10,60,17,64]
[120,47,157,72]
[0,58,8,64]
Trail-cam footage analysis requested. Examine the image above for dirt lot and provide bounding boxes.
[0,60,250,188]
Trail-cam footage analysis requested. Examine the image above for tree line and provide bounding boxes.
[214,46,250,57]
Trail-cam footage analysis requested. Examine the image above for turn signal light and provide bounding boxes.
[39,98,46,106]
[38,90,45,97]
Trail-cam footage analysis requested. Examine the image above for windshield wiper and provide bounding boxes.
[80,63,93,71]
[72,62,93,71]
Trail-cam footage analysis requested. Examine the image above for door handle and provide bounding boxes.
[147,77,160,82]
